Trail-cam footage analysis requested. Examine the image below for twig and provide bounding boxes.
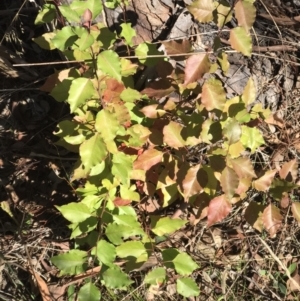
[258,236,300,292]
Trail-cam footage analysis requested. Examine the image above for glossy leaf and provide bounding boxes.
[201,78,226,111]
[184,53,211,85]
[177,278,200,297]
[229,27,252,56]
[80,134,107,172]
[151,217,186,236]
[112,153,133,185]
[207,194,232,226]
[120,23,136,46]
[240,126,265,153]
[262,204,283,237]
[56,202,91,223]
[97,50,122,82]
[78,282,101,301]
[51,250,87,276]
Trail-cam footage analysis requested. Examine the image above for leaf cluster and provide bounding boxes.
[32,0,300,298]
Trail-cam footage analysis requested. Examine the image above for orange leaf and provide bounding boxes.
[181,164,205,200]
[291,202,300,224]
[184,53,210,85]
[133,149,164,170]
[262,204,283,237]
[207,194,232,227]
[231,157,256,179]
[279,159,298,182]
[252,169,277,191]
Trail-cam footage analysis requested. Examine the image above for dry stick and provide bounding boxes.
[257,236,300,292]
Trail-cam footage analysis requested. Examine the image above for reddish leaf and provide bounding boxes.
[279,159,298,182]
[291,202,300,224]
[207,194,232,227]
[102,78,125,103]
[181,164,204,200]
[162,39,192,60]
[220,167,239,198]
[231,157,256,179]
[262,204,283,237]
[142,79,175,99]
[83,9,93,23]
[280,192,290,209]
[140,104,166,118]
[113,197,131,207]
[184,53,210,85]
[133,149,163,170]
[252,170,277,191]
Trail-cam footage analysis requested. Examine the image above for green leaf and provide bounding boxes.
[59,5,81,23]
[144,267,166,285]
[116,241,146,258]
[67,78,95,112]
[102,267,133,288]
[78,282,101,301]
[56,202,91,223]
[120,184,140,202]
[151,217,186,236]
[229,27,252,56]
[177,278,200,297]
[70,0,103,20]
[106,223,144,245]
[120,23,136,46]
[97,50,122,82]
[33,32,56,50]
[95,109,120,140]
[222,118,242,145]
[35,4,56,25]
[240,126,265,153]
[162,249,198,275]
[52,27,79,51]
[51,250,87,276]
[80,133,107,173]
[120,88,142,102]
[112,153,133,186]
[135,42,163,67]
[93,240,116,266]
[76,31,95,51]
